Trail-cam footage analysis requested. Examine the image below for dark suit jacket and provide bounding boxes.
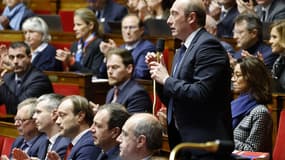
[217,5,239,38]
[9,134,47,158]
[0,66,54,114]
[255,0,285,23]
[96,146,121,160]
[70,38,105,76]
[233,41,278,70]
[37,136,70,160]
[121,40,156,79]
[67,131,101,160]
[96,0,127,33]
[106,79,152,113]
[158,29,233,151]
[32,44,63,71]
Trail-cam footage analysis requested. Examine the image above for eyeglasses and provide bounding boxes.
[14,118,32,124]
[122,25,139,30]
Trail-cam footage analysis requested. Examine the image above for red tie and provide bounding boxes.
[64,143,73,160]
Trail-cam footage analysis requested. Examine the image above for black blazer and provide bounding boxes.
[0,66,53,114]
[70,38,105,76]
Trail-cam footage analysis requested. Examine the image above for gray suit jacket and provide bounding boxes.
[255,0,285,22]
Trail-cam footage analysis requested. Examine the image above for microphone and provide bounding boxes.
[155,39,165,63]
[153,39,165,114]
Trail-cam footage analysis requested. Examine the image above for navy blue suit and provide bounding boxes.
[121,40,156,79]
[233,41,278,70]
[106,79,152,113]
[67,131,101,160]
[96,146,121,160]
[217,5,239,38]
[95,0,127,33]
[158,29,233,156]
[9,134,47,158]
[37,136,70,160]
[0,66,54,114]
[32,44,63,71]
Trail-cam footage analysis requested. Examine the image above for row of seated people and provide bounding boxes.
[0,1,284,159]
[1,0,285,37]
[0,95,168,160]
[0,40,282,158]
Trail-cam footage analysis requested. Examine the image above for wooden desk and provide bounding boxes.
[0,121,18,138]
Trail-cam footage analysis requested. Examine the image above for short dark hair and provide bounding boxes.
[10,41,31,56]
[106,48,134,67]
[99,103,130,130]
[234,12,263,40]
[61,95,94,126]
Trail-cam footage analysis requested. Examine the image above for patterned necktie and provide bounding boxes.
[111,87,119,103]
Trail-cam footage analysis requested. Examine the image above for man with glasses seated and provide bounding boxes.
[100,14,156,79]
[1,98,47,160]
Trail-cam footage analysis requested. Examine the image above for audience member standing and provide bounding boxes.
[0,0,34,30]
[100,14,156,79]
[117,113,163,160]
[56,8,105,78]
[231,13,278,70]
[87,0,127,33]
[48,95,101,160]
[270,20,285,93]
[90,103,130,160]
[105,48,152,113]
[0,42,53,114]
[231,57,273,152]
[146,0,233,159]
[22,16,62,71]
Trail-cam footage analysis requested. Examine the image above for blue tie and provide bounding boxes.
[168,45,186,125]
[173,44,186,77]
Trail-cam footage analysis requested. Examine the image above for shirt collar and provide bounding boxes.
[125,40,140,50]
[184,28,202,49]
[71,129,90,146]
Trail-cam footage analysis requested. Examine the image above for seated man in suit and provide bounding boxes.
[117,113,163,160]
[87,0,128,33]
[0,0,34,30]
[33,93,70,160]
[100,14,156,79]
[1,98,47,160]
[105,48,152,113]
[48,95,101,160]
[216,0,239,38]
[230,13,278,70]
[0,42,54,114]
[90,103,130,160]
